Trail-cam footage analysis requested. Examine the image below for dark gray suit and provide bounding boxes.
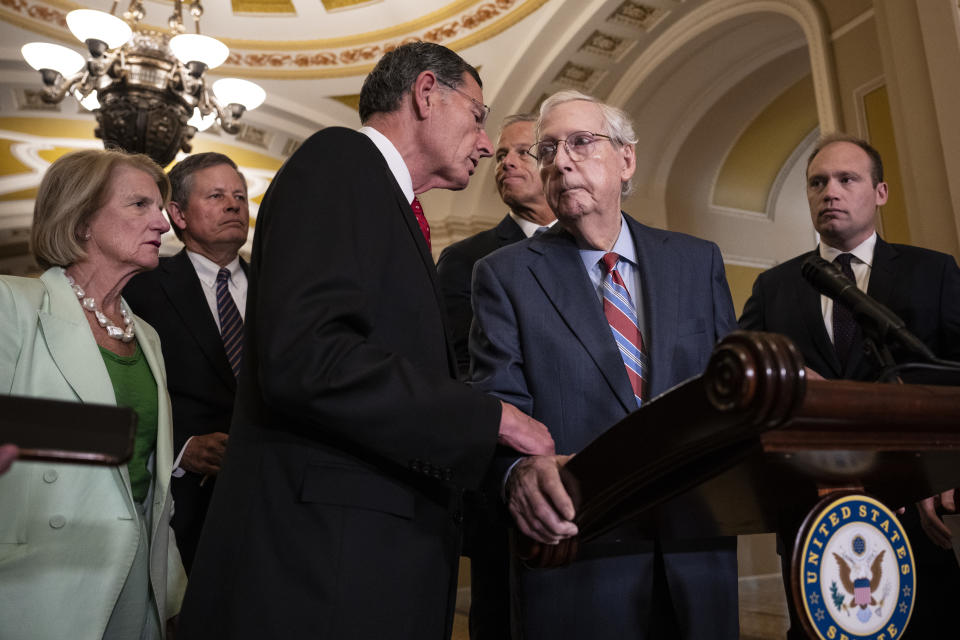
[470,214,739,639]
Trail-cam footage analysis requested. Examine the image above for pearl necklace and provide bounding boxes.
[64,273,135,343]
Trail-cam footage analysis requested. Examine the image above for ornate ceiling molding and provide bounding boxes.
[3,0,553,78]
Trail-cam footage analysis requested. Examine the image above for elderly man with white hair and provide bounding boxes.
[469,90,739,639]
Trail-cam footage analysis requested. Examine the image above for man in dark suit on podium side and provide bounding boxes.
[437,113,556,380]
[470,90,739,640]
[177,42,554,640]
[739,133,960,639]
[124,152,249,574]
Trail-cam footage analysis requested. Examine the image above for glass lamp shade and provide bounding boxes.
[74,89,100,111]
[66,10,132,50]
[21,42,85,77]
[170,34,229,69]
[213,78,266,110]
[188,107,217,132]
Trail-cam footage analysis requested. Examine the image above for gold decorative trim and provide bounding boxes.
[231,0,296,15]
[321,0,381,10]
[8,0,552,79]
[220,0,551,78]
[39,0,481,50]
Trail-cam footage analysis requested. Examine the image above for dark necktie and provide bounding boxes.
[216,268,243,378]
[831,253,858,368]
[411,196,431,250]
[600,252,648,407]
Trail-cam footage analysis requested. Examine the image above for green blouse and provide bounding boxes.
[99,343,159,504]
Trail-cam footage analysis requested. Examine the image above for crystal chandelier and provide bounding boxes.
[20,0,265,166]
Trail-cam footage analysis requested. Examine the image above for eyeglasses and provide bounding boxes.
[437,78,491,130]
[528,131,613,166]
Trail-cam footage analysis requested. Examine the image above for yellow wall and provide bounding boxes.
[713,75,817,213]
[862,86,910,245]
[724,263,764,319]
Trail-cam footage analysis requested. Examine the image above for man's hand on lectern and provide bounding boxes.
[917,488,957,549]
[506,454,578,544]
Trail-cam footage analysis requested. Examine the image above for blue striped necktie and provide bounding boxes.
[216,268,243,378]
[600,252,648,407]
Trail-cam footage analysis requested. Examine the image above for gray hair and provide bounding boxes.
[499,112,537,137]
[358,42,482,124]
[537,90,638,197]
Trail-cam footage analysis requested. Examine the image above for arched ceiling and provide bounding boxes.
[0,0,848,276]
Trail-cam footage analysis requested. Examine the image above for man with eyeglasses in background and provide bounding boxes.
[177,42,555,640]
[469,90,739,639]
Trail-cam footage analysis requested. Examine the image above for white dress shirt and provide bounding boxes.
[172,251,248,477]
[819,232,876,343]
[508,212,558,238]
[359,125,415,206]
[186,250,247,329]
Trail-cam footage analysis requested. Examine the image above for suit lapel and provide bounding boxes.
[529,231,636,413]
[388,179,460,374]
[37,269,116,404]
[800,248,843,377]
[845,237,898,377]
[627,217,679,398]
[495,215,526,246]
[159,251,236,390]
[866,237,897,305]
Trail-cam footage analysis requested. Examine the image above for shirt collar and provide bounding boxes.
[819,231,877,267]
[359,125,415,204]
[186,250,242,288]
[578,214,636,271]
[508,212,558,238]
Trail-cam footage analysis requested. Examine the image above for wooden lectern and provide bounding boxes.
[519,331,960,639]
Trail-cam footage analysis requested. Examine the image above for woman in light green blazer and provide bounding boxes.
[0,150,187,639]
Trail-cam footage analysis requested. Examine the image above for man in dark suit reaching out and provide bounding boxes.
[124,152,250,573]
[177,42,553,640]
[740,133,960,639]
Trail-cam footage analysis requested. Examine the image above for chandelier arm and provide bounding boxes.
[41,69,85,103]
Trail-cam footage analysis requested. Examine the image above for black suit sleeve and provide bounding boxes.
[738,274,766,331]
[935,253,960,361]
[248,130,500,488]
[436,244,476,379]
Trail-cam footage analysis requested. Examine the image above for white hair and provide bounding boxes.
[537,90,638,196]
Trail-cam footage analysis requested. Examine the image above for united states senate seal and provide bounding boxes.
[792,493,915,640]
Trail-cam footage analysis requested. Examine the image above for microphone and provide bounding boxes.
[800,255,936,362]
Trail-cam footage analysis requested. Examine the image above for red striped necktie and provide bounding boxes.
[600,252,648,407]
[411,196,431,250]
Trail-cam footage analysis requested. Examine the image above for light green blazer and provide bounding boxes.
[0,267,187,639]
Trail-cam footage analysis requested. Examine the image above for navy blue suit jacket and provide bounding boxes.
[470,214,739,640]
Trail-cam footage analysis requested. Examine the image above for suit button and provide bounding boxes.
[49,515,66,529]
[443,468,452,481]
[43,470,58,483]
[410,459,422,473]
